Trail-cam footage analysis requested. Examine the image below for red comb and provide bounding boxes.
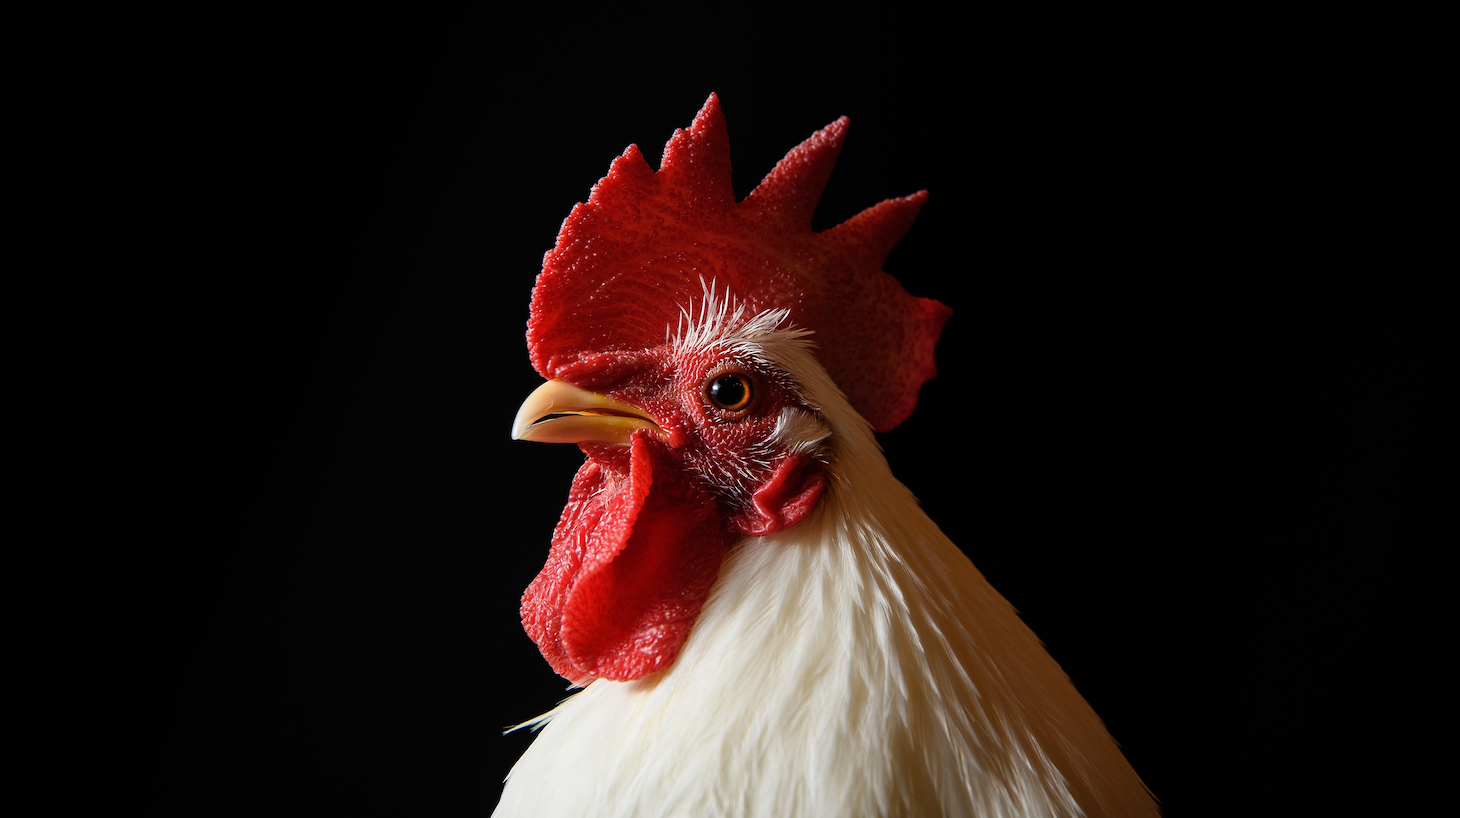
[527,94,951,432]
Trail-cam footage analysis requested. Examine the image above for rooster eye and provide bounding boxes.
[706,372,754,412]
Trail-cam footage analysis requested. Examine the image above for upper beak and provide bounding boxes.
[511,379,665,445]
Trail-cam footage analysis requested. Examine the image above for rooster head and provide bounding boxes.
[510,94,950,684]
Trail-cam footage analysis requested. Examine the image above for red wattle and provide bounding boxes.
[521,435,732,683]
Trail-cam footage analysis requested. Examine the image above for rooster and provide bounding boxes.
[499,94,1157,818]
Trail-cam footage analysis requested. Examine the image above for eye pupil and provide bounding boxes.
[708,373,752,410]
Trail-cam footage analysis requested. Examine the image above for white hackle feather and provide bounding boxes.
[497,293,1156,818]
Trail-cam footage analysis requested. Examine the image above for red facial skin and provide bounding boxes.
[521,344,826,683]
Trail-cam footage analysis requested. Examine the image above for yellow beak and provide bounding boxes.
[511,379,665,445]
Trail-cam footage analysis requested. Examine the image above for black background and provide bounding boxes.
[40,10,1439,816]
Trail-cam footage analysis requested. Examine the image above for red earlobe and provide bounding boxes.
[733,454,827,536]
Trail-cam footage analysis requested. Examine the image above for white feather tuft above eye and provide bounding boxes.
[670,278,814,359]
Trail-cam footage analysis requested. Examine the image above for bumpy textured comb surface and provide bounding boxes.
[527,93,950,432]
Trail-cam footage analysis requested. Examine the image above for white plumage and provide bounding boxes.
[497,300,1156,817]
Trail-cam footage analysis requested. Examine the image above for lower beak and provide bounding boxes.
[511,379,664,445]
